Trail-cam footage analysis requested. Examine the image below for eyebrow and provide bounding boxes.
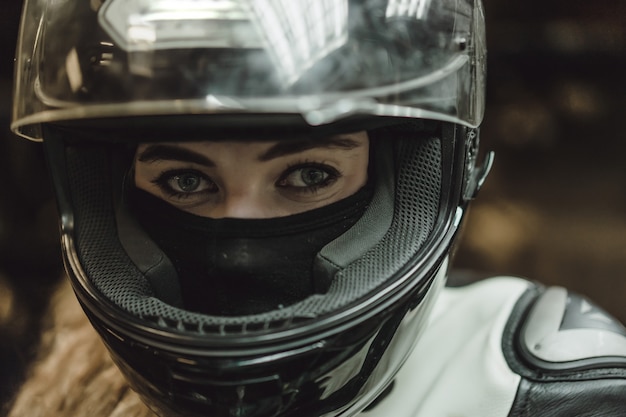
[258,136,362,161]
[137,144,216,166]
[136,136,363,166]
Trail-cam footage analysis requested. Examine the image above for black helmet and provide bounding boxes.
[12,0,492,416]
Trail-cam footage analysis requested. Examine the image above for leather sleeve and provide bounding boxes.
[508,377,626,417]
[503,285,626,417]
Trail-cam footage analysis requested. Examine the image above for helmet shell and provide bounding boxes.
[13,0,489,415]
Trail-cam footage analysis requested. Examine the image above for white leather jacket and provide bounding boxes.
[362,277,626,417]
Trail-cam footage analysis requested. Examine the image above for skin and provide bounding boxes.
[133,131,369,218]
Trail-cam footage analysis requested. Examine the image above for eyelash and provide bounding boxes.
[278,162,341,193]
[151,168,214,199]
[150,162,342,199]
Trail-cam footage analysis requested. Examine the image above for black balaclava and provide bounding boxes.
[128,184,373,316]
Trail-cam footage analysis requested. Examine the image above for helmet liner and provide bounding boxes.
[64,133,442,335]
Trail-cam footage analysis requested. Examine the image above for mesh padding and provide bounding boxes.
[67,137,441,334]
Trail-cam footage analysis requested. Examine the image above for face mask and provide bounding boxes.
[127,185,373,315]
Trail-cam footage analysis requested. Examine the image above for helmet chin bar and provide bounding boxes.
[44,120,477,417]
[66,238,450,417]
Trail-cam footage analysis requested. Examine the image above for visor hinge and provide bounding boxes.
[462,128,494,201]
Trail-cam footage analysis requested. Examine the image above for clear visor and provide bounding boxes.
[12,0,486,141]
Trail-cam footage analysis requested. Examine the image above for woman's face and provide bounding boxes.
[133,131,369,218]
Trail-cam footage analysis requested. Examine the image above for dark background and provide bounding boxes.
[456,0,626,323]
[0,0,624,411]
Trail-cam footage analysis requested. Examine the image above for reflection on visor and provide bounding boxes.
[100,0,349,86]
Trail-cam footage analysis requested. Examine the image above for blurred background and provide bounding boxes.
[0,0,624,412]
[455,0,626,322]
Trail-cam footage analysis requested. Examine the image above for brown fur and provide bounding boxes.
[7,279,156,417]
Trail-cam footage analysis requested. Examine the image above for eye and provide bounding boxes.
[172,172,203,192]
[154,169,217,196]
[278,164,339,190]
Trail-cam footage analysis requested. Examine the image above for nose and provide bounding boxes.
[210,194,272,219]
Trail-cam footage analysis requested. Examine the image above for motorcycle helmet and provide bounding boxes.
[12,0,493,416]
